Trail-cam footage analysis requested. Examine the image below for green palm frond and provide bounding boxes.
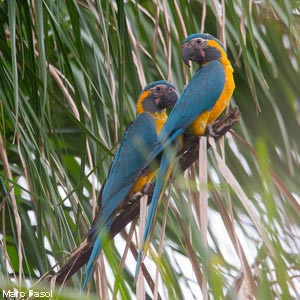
[0,1,300,299]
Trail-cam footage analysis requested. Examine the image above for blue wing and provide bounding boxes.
[83,112,158,289]
[159,60,225,143]
[143,60,225,169]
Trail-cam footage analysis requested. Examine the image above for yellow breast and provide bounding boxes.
[207,64,235,124]
[131,170,156,194]
[189,111,210,136]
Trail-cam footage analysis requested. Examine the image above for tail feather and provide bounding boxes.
[135,142,179,279]
[82,221,111,289]
[82,237,102,289]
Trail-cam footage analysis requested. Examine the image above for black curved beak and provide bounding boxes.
[182,43,193,67]
[182,42,205,66]
[158,86,178,109]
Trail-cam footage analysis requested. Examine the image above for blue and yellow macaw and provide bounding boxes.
[82,80,177,288]
[136,33,235,275]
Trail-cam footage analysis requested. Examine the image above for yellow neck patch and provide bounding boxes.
[136,90,151,114]
[206,40,235,124]
[207,40,231,68]
[135,90,167,134]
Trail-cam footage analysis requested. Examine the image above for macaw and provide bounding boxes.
[136,33,235,276]
[82,80,178,288]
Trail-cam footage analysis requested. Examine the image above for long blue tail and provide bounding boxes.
[82,222,111,289]
[82,236,102,289]
[135,142,178,279]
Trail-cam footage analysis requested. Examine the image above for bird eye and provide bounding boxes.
[197,38,202,44]
[156,86,161,91]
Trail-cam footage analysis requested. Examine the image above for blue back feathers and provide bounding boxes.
[88,112,157,243]
[142,60,226,171]
[159,60,225,144]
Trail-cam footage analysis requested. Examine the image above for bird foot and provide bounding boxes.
[132,192,143,201]
[142,182,153,195]
[205,123,218,138]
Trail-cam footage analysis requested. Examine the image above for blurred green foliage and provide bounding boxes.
[0,1,300,299]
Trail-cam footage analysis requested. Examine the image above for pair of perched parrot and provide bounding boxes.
[82,33,235,288]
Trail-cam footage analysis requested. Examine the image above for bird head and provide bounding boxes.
[137,80,178,114]
[182,33,226,67]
